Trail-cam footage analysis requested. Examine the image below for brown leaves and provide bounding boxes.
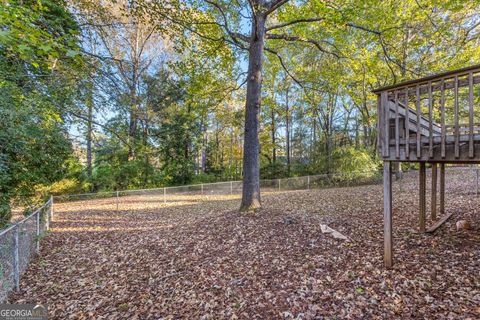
[7,170,480,319]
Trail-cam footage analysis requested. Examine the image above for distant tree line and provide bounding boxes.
[1,0,479,224]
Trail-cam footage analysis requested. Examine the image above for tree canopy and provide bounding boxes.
[1,0,479,224]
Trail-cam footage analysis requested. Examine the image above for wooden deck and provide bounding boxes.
[373,65,480,268]
[375,64,480,163]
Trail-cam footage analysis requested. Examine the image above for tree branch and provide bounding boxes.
[266,33,342,58]
[69,112,132,148]
[265,0,290,16]
[267,18,324,31]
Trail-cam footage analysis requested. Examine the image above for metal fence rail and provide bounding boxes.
[0,197,53,302]
[52,171,385,209]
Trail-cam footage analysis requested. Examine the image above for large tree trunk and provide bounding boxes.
[240,12,266,211]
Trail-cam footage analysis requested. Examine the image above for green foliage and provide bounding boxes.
[0,0,82,227]
[330,146,380,179]
[48,178,91,195]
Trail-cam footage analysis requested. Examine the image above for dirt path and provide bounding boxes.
[8,178,480,319]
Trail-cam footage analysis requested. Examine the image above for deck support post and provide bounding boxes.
[419,162,426,232]
[440,163,445,215]
[431,163,438,221]
[383,161,393,268]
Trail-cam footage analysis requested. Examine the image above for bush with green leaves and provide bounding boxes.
[330,146,380,181]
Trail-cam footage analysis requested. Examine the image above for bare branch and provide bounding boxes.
[264,47,304,88]
[345,23,381,36]
[266,33,342,58]
[266,18,324,31]
[69,112,132,147]
[265,0,290,16]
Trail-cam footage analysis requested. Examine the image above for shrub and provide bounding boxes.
[331,146,380,180]
[49,178,90,195]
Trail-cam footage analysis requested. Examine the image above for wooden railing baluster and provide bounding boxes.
[469,72,474,158]
[416,85,421,158]
[404,90,409,159]
[428,81,433,158]
[395,90,400,158]
[454,75,459,158]
[441,79,446,158]
[381,91,389,158]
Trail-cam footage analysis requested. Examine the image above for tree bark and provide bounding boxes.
[240,11,266,211]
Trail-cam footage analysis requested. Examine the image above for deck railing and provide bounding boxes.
[374,65,480,161]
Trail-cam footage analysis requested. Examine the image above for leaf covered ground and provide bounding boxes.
[8,170,480,319]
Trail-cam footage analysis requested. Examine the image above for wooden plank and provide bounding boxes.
[381,91,389,157]
[441,79,446,158]
[377,95,383,158]
[383,161,393,268]
[395,90,400,158]
[431,163,438,221]
[469,72,474,158]
[454,75,460,158]
[419,162,426,233]
[385,142,480,162]
[387,100,442,135]
[426,212,453,233]
[404,91,410,159]
[372,64,480,93]
[381,74,480,97]
[416,85,421,158]
[440,163,445,216]
[428,81,434,158]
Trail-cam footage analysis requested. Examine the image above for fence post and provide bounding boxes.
[36,211,40,254]
[278,179,281,191]
[201,183,204,195]
[13,225,20,291]
[50,195,54,221]
[45,204,50,231]
[230,181,233,195]
[307,176,310,190]
[164,187,166,204]
[116,191,119,211]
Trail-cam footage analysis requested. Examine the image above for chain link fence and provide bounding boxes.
[1,166,478,302]
[52,171,385,211]
[0,197,53,302]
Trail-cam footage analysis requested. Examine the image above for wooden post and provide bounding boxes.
[163,187,166,204]
[13,225,20,291]
[440,163,445,215]
[278,179,281,190]
[431,163,437,221]
[419,162,426,232]
[230,181,233,195]
[307,176,310,190]
[383,161,393,268]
